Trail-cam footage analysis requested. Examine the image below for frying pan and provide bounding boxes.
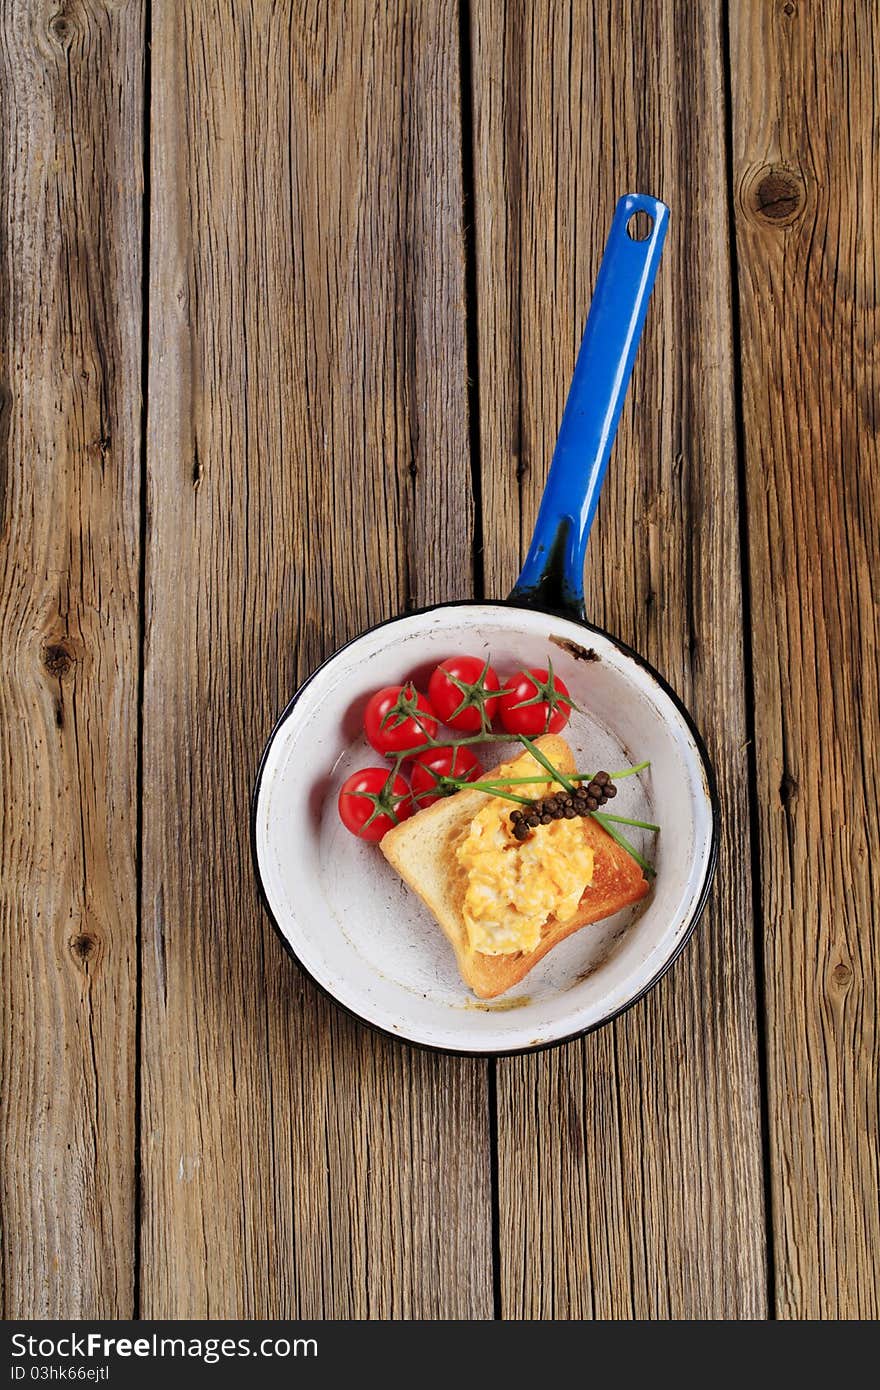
[252,193,718,1055]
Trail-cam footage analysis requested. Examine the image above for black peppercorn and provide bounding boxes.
[586,796,598,811]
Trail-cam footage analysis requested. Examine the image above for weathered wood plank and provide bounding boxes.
[470,0,768,1316]
[0,0,143,1316]
[140,1,492,1317]
[730,0,880,1319]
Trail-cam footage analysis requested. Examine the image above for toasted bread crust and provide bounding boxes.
[380,736,650,998]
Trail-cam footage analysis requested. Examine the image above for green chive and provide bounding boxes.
[608,760,650,779]
[597,813,661,832]
[462,782,533,805]
[592,812,656,877]
[516,735,576,792]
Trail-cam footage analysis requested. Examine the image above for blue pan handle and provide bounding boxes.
[508,193,669,621]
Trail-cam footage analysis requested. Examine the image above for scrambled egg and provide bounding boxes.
[456,782,594,955]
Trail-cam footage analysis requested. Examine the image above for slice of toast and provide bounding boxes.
[380,735,650,998]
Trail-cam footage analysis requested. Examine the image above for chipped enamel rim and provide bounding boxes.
[251,601,718,1056]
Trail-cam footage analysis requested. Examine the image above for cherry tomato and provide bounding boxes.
[427,656,501,732]
[499,664,575,735]
[363,682,438,754]
[411,746,483,806]
[337,768,414,841]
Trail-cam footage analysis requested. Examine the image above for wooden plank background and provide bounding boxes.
[470,0,766,1318]
[140,1,492,1319]
[0,0,144,1317]
[731,0,880,1319]
[1,0,877,1319]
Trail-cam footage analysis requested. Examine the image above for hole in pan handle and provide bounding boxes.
[508,192,669,622]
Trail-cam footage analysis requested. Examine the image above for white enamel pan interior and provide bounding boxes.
[252,603,717,1054]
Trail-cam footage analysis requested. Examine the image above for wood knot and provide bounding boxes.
[779,768,799,810]
[87,434,111,462]
[48,11,74,45]
[42,640,74,679]
[831,961,852,987]
[69,932,98,963]
[744,165,806,227]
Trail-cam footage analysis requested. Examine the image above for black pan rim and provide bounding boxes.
[249,599,720,1058]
